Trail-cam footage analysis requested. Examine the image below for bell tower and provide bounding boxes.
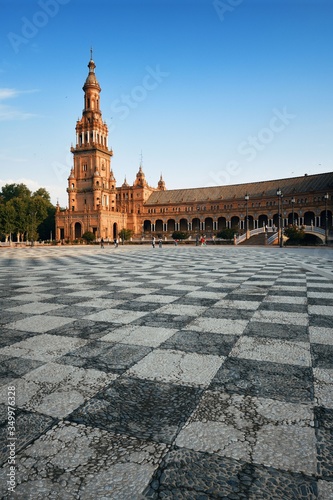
[68,52,114,214]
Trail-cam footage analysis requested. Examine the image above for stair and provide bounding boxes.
[239,233,267,245]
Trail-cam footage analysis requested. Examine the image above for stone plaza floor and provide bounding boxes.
[0,244,333,499]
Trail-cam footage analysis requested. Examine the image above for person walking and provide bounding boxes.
[158,238,162,248]
[152,236,156,248]
[100,238,104,248]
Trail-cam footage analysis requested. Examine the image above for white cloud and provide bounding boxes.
[0,178,41,192]
[0,178,66,206]
[0,88,39,121]
[0,88,39,100]
[0,104,37,121]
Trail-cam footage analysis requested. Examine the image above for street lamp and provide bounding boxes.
[325,193,329,245]
[291,197,295,226]
[276,188,283,247]
[244,193,249,239]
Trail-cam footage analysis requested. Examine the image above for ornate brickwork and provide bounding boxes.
[56,58,332,242]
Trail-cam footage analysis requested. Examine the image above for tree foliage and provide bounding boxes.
[172,231,189,240]
[82,231,95,243]
[119,228,133,242]
[0,183,55,242]
[216,228,236,240]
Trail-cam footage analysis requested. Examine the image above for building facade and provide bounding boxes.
[56,57,333,242]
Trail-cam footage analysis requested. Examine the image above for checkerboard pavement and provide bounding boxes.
[0,245,332,499]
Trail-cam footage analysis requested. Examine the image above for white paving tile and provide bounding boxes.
[0,334,86,362]
[184,317,248,335]
[5,315,76,333]
[154,304,207,316]
[100,325,177,347]
[313,368,333,408]
[251,310,308,326]
[213,299,261,310]
[309,326,333,345]
[83,308,147,324]
[229,337,311,367]
[127,349,224,387]
[308,305,333,316]
[5,302,66,314]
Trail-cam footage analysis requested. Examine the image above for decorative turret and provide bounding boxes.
[122,177,129,188]
[157,174,166,191]
[73,51,110,151]
[134,165,147,187]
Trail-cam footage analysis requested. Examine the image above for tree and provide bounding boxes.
[82,231,95,243]
[0,183,55,242]
[0,202,15,241]
[119,228,133,244]
[217,228,236,240]
[0,183,31,203]
[284,226,305,245]
[172,231,189,240]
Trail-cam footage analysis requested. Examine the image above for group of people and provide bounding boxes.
[100,238,119,248]
[151,237,163,248]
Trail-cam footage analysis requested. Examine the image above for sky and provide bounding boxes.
[1,0,333,207]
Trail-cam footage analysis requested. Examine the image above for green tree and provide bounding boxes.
[284,226,305,245]
[0,183,55,242]
[217,228,236,240]
[82,231,95,243]
[172,231,189,240]
[119,228,133,244]
[0,183,31,203]
[0,202,15,241]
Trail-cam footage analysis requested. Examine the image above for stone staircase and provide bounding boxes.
[239,233,267,245]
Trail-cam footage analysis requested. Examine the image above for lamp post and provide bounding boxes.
[245,193,249,239]
[325,192,329,245]
[291,197,295,226]
[276,188,283,247]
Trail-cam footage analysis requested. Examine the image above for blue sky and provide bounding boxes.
[1,0,332,206]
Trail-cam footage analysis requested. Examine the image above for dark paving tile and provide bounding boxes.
[0,355,44,385]
[69,376,201,444]
[0,329,37,348]
[173,296,219,307]
[258,302,307,313]
[202,307,254,321]
[117,301,161,312]
[0,311,27,326]
[209,357,314,404]
[42,295,90,305]
[261,290,307,298]
[50,305,101,318]
[225,293,267,302]
[309,315,333,328]
[144,448,318,499]
[311,344,333,369]
[307,297,333,306]
[315,407,333,480]
[160,331,238,357]
[58,340,151,374]
[47,319,113,340]
[132,313,193,329]
[0,406,56,466]
[243,322,309,342]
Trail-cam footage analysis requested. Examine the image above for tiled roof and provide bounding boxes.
[145,172,333,205]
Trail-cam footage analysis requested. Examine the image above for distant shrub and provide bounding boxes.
[172,231,189,240]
